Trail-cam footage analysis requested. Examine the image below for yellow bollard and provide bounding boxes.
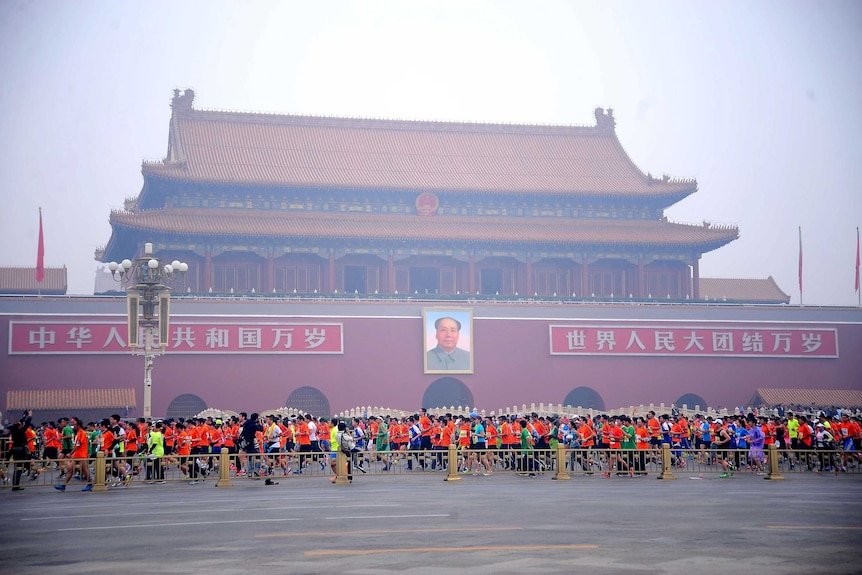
[215,447,234,488]
[553,444,571,480]
[93,451,108,492]
[657,443,676,480]
[444,444,461,482]
[764,443,785,481]
[333,450,351,484]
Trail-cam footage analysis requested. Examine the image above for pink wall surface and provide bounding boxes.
[2,298,860,418]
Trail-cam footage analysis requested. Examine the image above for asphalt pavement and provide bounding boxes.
[1,472,861,575]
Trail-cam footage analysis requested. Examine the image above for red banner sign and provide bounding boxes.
[9,321,344,355]
[549,325,838,358]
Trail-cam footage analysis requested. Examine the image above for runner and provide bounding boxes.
[54,417,92,491]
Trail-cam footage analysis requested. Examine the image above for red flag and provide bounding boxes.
[36,209,45,283]
[797,227,802,296]
[856,227,860,293]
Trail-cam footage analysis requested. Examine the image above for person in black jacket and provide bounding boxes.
[9,422,30,491]
[239,413,264,477]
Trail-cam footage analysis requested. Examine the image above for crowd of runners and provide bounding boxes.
[2,406,861,490]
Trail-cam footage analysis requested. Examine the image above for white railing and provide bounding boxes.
[334,403,832,421]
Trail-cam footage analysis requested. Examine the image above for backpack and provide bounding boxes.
[236,434,249,451]
[339,431,356,454]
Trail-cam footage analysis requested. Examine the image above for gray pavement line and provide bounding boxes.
[57,518,303,532]
[16,494,348,512]
[23,503,400,521]
[305,544,599,556]
[257,526,523,538]
[325,513,450,520]
[767,525,862,530]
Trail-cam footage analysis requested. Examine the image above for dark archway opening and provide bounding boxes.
[166,393,207,421]
[422,377,474,410]
[286,386,331,417]
[676,393,707,410]
[563,386,606,410]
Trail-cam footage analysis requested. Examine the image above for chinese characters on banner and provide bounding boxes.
[549,325,838,358]
[9,322,344,354]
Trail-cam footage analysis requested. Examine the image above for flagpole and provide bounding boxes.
[856,226,860,308]
[36,207,44,298]
[797,226,803,306]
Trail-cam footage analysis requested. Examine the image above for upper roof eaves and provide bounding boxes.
[141,90,696,198]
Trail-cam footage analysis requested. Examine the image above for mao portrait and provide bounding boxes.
[423,308,473,374]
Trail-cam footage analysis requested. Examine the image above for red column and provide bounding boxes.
[328,253,336,293]
[388,253,395,293]
[637,256,645,298]
[204,248,212,293]
[468,255,476,294]
[525,254,532,296]
[692,257,700,300]
[266,251,274,293]
[581,256,589,297]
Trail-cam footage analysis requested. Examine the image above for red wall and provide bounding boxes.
[2,298,860,418]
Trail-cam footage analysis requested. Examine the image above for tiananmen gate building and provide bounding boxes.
[2,90,859,423]
[100,89,743,300]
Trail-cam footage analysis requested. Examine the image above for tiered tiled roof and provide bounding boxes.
[99,91,740,262]
[141,90,696,200]
[109,208,738,249]
[7,388,136,410]
[699,276,790,304]
[749,389,862,409]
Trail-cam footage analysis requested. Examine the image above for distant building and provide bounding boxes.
[698,277,790,305]
[0,267,66,295]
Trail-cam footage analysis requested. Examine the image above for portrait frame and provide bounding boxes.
[423,308,474,374]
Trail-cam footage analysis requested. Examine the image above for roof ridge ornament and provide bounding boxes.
[171,88,195,117]
[594,107,615,132]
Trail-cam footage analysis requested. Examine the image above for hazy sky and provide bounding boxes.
[1,0,860,305]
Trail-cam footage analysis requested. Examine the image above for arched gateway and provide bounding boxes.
[423,377,474,410]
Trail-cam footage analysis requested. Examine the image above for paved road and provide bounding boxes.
[1,473,861,575]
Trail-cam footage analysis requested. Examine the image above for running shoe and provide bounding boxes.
[54,485,66,491]
[82,484,93,491]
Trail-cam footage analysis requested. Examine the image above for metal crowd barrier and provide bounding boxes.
[2,443,859,491]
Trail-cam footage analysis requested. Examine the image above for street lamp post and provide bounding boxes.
[108,242,188,419]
